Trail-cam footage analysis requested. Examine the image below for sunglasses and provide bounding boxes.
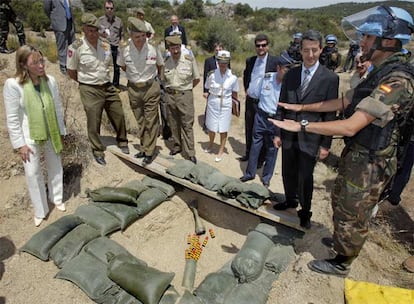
[105,7,114,10]
[255,43,268,48]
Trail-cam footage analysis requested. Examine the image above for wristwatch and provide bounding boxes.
[300,119,309,132]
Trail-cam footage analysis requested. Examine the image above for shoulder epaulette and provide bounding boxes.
[184,54,193,61]
[70,38,83,49]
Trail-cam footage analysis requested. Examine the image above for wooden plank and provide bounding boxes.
[108,146,306,232]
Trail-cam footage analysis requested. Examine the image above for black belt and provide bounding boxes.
[165,88,189,95]
[247,95,260,104]
[257,107,277,119]
[128,79,154,89]
[79,82,111,89]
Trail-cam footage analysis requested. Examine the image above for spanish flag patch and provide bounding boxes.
[379,84,392,94]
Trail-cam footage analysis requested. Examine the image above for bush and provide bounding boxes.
[26,2,50,32]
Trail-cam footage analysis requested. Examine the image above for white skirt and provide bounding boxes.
[205,95,232,133]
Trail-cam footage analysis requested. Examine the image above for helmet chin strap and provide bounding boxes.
[362,36,401,61]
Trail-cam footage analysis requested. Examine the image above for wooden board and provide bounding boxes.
[108,146,306,232]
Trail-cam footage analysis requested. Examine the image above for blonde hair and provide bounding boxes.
[15,45,48,85]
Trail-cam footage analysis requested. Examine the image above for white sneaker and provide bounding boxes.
[34,217,43,227]
[56,203,66,212]
[215,156,223,162]
[204,148,211,153]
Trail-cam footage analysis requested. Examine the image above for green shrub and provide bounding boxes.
[26,2,50,32]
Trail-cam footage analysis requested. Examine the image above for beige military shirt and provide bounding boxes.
[67,37,112,85]
[164,53,200,91]
[117,40,164,83]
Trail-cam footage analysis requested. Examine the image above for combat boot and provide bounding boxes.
[308,254,355,277]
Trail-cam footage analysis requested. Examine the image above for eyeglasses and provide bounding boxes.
[255,43,268,48]
[105,7,114,10]
[29,59,45,66]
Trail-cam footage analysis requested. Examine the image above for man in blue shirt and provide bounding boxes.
[240,52,296,187]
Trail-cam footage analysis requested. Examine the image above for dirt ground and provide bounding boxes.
[0,43,413,304]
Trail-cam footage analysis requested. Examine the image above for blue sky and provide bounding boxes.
[209,0,409,9]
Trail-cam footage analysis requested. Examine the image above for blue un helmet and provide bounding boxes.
[325,34,338,45]
[341,6,414,45]
[293,32,303,40]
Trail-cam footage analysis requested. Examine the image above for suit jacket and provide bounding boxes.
[203,56,217,93]
[164,24,187,46]
[277,64,339,157]
[243,54,279,92]
[44,0,74,32]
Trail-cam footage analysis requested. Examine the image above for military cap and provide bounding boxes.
[81,13,99,28]
[136,8,145,15]
[128,17,147,33]
[165,35,182,46]
[216,50,231,63]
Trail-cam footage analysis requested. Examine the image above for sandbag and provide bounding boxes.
[86,186,139,205]
[166,159,195,178]
[186,162,219,184]
[141,176,175,197]
[122,180,149,196]
[92,202,140,230]
[159,286,180,304]
[236,183,270,209]
[20,214,83,261]
[116,290,143,304]
[49,223,101,268]
[135,188,168,216]
[75,204,121,236]
[201,171,233,191]
[107,253,175,304]
[217,180,245,198]
[231,230,274,283]
[193,272,238,304]
[178,290,203,304]
[55,250,123,303]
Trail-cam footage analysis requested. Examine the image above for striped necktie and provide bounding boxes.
[300,69,311,98]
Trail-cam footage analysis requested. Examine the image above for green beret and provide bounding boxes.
[165,35,182,46]
[128,17,147,33]
[81,13,99,28]
[136,8,145,15]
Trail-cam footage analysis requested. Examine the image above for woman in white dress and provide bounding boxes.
[3,46,67,227]
[204,50,239,162]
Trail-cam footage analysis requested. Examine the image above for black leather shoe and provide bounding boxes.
[189,156,197,164]
[142,155,154,165]
[298,210,312,229]
[134,151,146,158]
[169,149,182,156]
[238,155,249,162]
[239,176,254,182]
[321,237,334,248]
[119,145,130,154]
[262,182,270,188]
[308,259,350,277]
[94,156,106,165]
[273,200,299,210]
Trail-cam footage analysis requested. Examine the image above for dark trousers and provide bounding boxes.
[282,142,317,211]
[54,19,75,67]
[111,44,120,87]
[244,96,265,162]
[244,111,278,184]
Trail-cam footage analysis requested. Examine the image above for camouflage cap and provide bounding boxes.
[136,8,145,15]
[165,35,182,46]
[128,17,147,33]
[81,13,99,28]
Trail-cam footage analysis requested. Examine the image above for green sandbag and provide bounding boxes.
[201,171,233,191]
[236,183,270,209]
[116,290,143,304]
[193,272,238,304]
[86,186,139,205]
[159,285,180,304]
[75,204,121,236]
[83,237,147,266]
[122,180,149,196]
[231,230,274,283]
[166,159,195,178]
[217,180,245,198]
[92,202,140,230]
[49,223,101,268]
[142,176,175,197]
[186,161,219,184]
[107,253,175,304]
[55,250,123,303]
[20,214,83,261]
[178,290,203,304]
[135,188,168,216]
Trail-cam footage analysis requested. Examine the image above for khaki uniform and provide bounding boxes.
[332,53,414,258]
[118,40,164,156]
[67,37,128,157]
[164,53,200,158]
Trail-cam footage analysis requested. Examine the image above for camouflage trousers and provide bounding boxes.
[331,145,396,258]
[0,3,25,47]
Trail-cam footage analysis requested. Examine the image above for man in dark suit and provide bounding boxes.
[164,15,187,46]
[203,42,223,96]
[44,0,75,74]
[273,30,339,229]
[241,34,279,162]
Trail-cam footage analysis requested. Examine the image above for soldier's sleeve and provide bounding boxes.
[66,40,82,71]
[356,72,414,128]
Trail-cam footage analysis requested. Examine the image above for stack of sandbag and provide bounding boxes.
[177,223,297,304]
[166,160,270,208]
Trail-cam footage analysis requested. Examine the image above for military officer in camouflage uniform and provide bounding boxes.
[271,5,414,277]
[163,35,200,163]
[117,17,164,165]
[67,13,129,165]
[0,0,25,53]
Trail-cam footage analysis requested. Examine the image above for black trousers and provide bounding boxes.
[244,96,265,162]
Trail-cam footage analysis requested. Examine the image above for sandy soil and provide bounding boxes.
[0,46,413,304]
